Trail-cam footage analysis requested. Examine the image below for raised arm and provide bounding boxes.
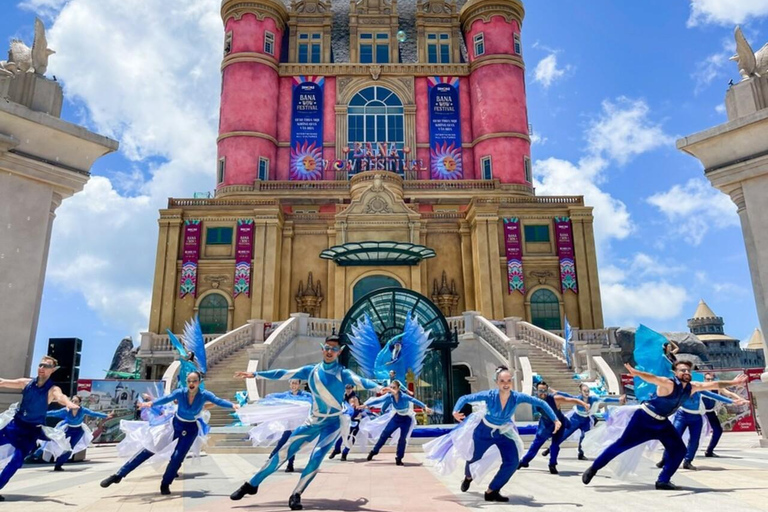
[83,407,109,419]
[46,408,68,419]
[364,395,389,408]
[516,393,561,431]
[721,388,744,401]
[404,394,428,409]
[151,388,183,408]
[235,365,314,381]
[0,377,31,390]
[50,386,80,410]
[203,390,236,409]
[452,390,490,415]
[555,395,590,409]
[343,369,382,391]
[624,363,674,390]
[692,373,748,392]
[699,390,733,405]
[599,395,624,405]
[553,390,579,399]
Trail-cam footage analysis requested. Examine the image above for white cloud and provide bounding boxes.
[601,280,689,326]
[530,132,547,145]
[692,38,734,94]
[715,103,727,114]
[18,0,68,19]
[533,53,570,89]
[647,178,739,245]
[688,0,768,27]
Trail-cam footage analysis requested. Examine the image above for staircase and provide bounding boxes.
[203,348,252,427]
[525,344,582,398]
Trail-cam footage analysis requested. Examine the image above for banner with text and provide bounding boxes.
[290,76,325,181]
[554,217,578,294]
[428,76,463,180]
[234,219,254,297]
[179,220,201,298]
[503,218,525,294]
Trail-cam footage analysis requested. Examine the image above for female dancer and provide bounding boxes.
[329,395,371,461]
[100,371,237,495]
[364,380,432,466]
[424,367,561,502]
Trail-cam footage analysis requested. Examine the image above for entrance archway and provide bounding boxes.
[352,275,401,304]
[529,288,562,330]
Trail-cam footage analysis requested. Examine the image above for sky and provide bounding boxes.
[1,0,766,379]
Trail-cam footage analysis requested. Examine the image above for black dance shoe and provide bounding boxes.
[395,458,404,466]
[484,490,509,502]
[328,449,340,459]
[53,465,64,472]
[230,482,259,501]
[367,451,375,461]
[582,466,596,485]
[655,460,665,468]
[578,454,589,461]
[704,451,719,458]
[460,477,472,492]
[0,495,5,501]
[683,461,697,470]
[100,474,123,488]
[160,484,171,495]
[517,461,528,469]
[542,448,550,457]
[285,462,295,473]
[549,465,559,475]
[340,453,347,461]
[655,481,680,491]
[289,493,303,510]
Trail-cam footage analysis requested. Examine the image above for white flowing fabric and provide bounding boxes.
[40,422,94,461]
[0,404,70,470]
[422,403,524,483]
[359,408,416,449]
[581,405,658,481]
[237,399,312,447]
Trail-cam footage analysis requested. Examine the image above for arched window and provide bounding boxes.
[198,293,229,334]
[530,289,561,330]
[352,275,401,304]
[348,86,404,163]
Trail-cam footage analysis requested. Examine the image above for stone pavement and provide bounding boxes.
[1,433,767,511]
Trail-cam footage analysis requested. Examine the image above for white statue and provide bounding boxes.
[0,18,55,78]
[731,26,768,81]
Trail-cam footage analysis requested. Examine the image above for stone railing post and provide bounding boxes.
[291,312,310,336]
[249,319,266,342]
[504,316,522,340]
[463,311,480,335]
[139,332,154,352]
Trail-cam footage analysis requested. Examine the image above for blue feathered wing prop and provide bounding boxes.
[167,316,208,389]
[633,324,673,401]
[348,313,432,382]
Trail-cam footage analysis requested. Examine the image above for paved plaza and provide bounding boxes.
[2,432,767,511]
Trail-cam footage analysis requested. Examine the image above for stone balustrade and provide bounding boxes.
[517,321,567,363]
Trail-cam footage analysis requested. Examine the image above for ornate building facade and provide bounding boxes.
[140,0,604,378]
[688,299,765,369]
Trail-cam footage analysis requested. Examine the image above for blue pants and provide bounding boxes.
[520,418,569,466]
[117,417,199,487]
[592,409,685,484]
[270,430,296,465]
[249,416,341,495]
[465,422,520,492]
[560,414,592,457]
[55,426,86,467]
[661,411,702,463]
[0,419,48,490]
[336,425,360,457]
[705,411,723,454]
[372,414,412,460]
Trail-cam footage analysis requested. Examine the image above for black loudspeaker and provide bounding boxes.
[47,338,82,397]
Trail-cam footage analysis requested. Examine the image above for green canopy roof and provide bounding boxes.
[320,241,436,266]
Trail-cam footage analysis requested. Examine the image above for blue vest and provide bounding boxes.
[17,377,54,425]
[701,392,718,411]
[645,378,691,418]
[540,394,566,426]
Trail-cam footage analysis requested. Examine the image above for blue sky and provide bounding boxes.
[2,0,765,379]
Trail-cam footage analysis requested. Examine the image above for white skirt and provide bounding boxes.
[0,404,70,470]
[40,422,94,461]
[237,399,312,447]
[359,409,416,450]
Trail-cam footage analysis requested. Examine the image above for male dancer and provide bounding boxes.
[265,379,313,473]
[582,361,747,490]
[0,356,81,501]
[517,381,588,474]
[329,395,369,461]
[231,334,387,510]
[702,372,744,458]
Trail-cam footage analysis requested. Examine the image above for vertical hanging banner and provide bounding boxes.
[554,216,578,293]
[290,76,325,181]
[503,218,525,294]
[234,219,254,297]
[179,220,202,298]
[427,76,463,180]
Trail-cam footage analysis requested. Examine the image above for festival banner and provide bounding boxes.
[554,216,578,293]
[234,219,254,297]
[179,219,202,298]
[290,76,325,180]
[427,76,463,180]
[503,218,525,294]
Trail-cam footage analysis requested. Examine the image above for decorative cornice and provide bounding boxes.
[222,0,290,29]
[459,0,525,32]
[470,54,525,72]
[218,130,278,146]
[222,52,279,72]
[472,131,530,146]
[278,62,469,77]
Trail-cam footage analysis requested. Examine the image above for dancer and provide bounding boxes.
[230,334,387,510]
[517,381,588,474]
[100,371,237,495]
[39,396,115,470]
[656,385,746,470]
[329,395,370,461]
[424,366,561,502]
[0,356,80,501]
[168,317,208,390]
[702,372,744,458]
[386,369,413,396]
[363,380,433,466]
[544,384,625,461]
[582,361,747,490]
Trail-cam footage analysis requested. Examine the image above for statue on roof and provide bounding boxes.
[0,18,56,78]
[731,26,768,81]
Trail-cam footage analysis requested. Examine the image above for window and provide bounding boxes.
[530,289,561,330]
[258,157,269,181]
[206,227,233,245]
[264,31,275,56]
[224,32,233,55]
[217,158,225,184]
[481,156,492,180]
[198,293,228,334]
[514,33,522,55]
[347,86,404,163]
[524,156,532,183]
[360,32,389,64]
[427,33,451,63]
[473,33,485,57]
[524,225,550,243]
[298,33,322,63]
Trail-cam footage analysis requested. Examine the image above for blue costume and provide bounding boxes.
[113,388,233,489]
[659,391,732,465]
[588,377,692,485]
[519,393,570,469]
[331,405,370,459]
[451,389,557,492]
[242,361,380,497]
[265,390,313,470]
[43,407,108,468]
[703,391,726,456]
[555,391,622,459]
[366,392,428,461]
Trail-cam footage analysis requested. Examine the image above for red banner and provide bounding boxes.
[179,220,202,298]
[503,218,524,294]
[234,219,254,297]
[554,217,578,293]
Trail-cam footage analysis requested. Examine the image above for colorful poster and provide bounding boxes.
[554,216,578,293]
[76,380,165,443]
[179,219,202,298]
[234,219,254,297]
[427,76,463,180]
[290,76,325,180]
[708,369,756,432]
[503,218,525,294]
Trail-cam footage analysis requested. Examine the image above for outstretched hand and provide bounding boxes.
[624,363,639,376]
[425,407,434,415]
[619,394,627,405]
[453,411,465,422]
[733,374,748,386]
[553,420,562,433]
[234,371,254,379]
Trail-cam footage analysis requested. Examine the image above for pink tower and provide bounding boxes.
[460,0,531,185]
[218,0,289,187]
